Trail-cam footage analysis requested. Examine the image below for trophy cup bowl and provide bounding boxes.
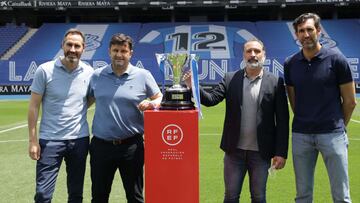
[160,53,195,110]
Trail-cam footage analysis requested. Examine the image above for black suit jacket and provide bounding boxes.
[200,69,289,160]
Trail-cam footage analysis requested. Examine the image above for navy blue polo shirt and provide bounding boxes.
[284,47,353,134]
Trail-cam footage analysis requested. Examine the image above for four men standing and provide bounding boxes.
[27,13,357,202]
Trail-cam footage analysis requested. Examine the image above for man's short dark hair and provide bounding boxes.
[62,28,85,46]
[292,13,321,33]
[244,38,266,51]
[109,33,133,50]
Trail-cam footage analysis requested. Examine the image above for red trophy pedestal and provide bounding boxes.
[144,110,199,203]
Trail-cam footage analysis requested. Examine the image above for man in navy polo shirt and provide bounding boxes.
[88,33,162,203]
[28,28,94,203]
[284,13,356,203]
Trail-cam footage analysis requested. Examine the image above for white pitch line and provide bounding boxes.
[0,139,27,143]
[0,107,95,135]
[0,111,359,139]
[0,123,28,134]
[350,119,360,124]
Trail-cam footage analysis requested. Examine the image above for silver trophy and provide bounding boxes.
[160,53,194,110]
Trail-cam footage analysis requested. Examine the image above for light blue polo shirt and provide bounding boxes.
[89,63,160,140]
[30,57,94,140]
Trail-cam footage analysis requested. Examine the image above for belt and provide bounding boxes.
[93,135,141,145]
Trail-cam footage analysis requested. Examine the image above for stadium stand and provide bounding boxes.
[1,20,359,86]
[10,23,142,61]
[9,19,360,62]
[255,19,360,60]
[0,23,28,57]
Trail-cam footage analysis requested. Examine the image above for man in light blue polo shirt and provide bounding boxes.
[88,33,162,203]
[28,28,94,203]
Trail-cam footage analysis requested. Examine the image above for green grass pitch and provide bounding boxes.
[0,100,359,202]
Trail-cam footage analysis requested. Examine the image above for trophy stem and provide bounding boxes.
[172,65,182,85]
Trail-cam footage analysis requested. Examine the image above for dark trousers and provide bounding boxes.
[90,136,144,203]
[223,150,270,203]
[35,137,89,203]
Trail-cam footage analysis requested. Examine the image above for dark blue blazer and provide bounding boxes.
[200,69,289,160]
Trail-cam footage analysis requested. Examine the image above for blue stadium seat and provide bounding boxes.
[0,23,28,56]
[10,23,141,61]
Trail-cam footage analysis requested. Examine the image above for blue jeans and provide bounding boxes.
[34,137,89,203]
[292,131,351,203]
[223,150,270,203]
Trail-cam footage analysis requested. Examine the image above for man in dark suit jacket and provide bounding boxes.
[185,39,289,203]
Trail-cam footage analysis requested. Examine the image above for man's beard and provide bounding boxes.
[301,37,319,50]
[246,57,265,69]
[64,52,79,63]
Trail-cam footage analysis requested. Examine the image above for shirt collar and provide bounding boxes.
[243,68,264,80]
[106,63,134,76]
[54,56,84,72]
[295,46,327,61]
